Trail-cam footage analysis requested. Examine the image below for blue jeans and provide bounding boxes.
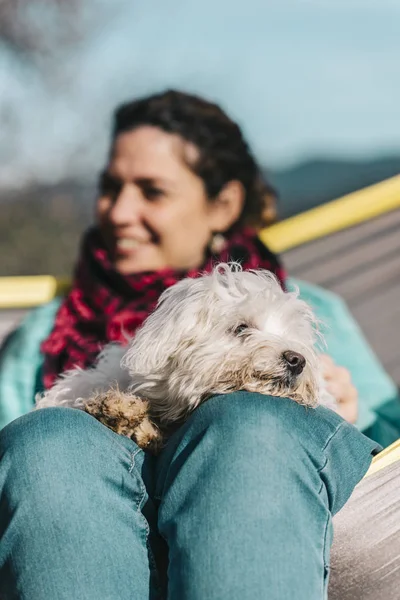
[0,392,378,599]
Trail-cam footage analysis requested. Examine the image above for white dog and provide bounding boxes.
[36,263,335,452]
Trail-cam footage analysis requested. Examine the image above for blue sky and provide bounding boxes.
[1,0,399,186]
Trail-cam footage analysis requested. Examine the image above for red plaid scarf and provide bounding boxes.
[41,227,286,389]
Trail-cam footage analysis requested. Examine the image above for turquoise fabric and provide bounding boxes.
[0,393,379,599]
[0,281,399,446]
[0,298,61,429]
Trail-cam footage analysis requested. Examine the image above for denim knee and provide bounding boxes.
[156,392,338,600]
[0,408,137,516]
[156,391,328,508]
[162,391,335,473]
[155,393,378,600]
[1,407,88,466]
[157,391,378,515]
[193,391,309,453]
[0,411,162,600]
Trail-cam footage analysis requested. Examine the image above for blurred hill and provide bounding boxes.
[269,156,400,219]
[0,156,399,276]
[0,180,95,276]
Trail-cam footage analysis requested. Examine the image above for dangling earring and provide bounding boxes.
[209,233,227,255]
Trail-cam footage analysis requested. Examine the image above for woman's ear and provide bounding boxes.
[208,180,245,233]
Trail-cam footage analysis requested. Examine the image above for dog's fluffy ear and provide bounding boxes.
[121,278,199,378]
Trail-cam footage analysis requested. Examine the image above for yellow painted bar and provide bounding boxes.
[365,439,400,478]
[0,276,71,309]
[260,174,400,253]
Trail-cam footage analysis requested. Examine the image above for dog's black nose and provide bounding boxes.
[282,351,306,375]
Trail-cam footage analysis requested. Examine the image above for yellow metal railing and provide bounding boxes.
[366,439,400,478]
[1,175,400,309]
[0,276,71,309]
[260,174,400,253]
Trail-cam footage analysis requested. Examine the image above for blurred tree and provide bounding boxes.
[0,0,110,189]
[0,0,85,64]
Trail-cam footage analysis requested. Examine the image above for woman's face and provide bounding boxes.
[97,126,226,274]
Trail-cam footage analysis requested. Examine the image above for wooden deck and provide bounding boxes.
[282,208,400,386]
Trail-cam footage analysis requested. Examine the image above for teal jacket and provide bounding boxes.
[1,279,399,447]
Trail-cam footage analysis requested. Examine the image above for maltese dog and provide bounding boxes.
[36,263,336,452]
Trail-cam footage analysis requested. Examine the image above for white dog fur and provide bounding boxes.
[36,263,336,446]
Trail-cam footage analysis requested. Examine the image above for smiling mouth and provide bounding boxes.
[113,236,156,256]
[116,238,143,251]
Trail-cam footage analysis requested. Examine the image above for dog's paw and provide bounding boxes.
[84,388,164,454]
[318,387,338,411]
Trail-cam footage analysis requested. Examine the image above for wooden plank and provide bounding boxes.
[348,285,400,385]
[296,227,400,286]
[284,209,400,273]
[329,253,400,301]
[388,362,400,386]
[357,317,400,366]
[352,282,400,325]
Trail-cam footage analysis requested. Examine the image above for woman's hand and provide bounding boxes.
[319,355,358,424]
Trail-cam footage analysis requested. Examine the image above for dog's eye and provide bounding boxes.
[234,323,249,335]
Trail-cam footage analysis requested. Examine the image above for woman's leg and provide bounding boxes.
[0,408,161,600]
[329,459,400,599]
[156,391,379,600]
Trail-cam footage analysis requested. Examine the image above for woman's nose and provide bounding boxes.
[108,184,142,226]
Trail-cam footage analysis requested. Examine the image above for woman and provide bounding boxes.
[0,90,379,599]
[0,90,357,424]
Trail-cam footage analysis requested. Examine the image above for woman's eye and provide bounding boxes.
[143,186,164,201]
[234,323,249,335]
[99,174,121,198]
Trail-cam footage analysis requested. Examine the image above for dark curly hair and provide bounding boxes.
[112,89,277,231]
